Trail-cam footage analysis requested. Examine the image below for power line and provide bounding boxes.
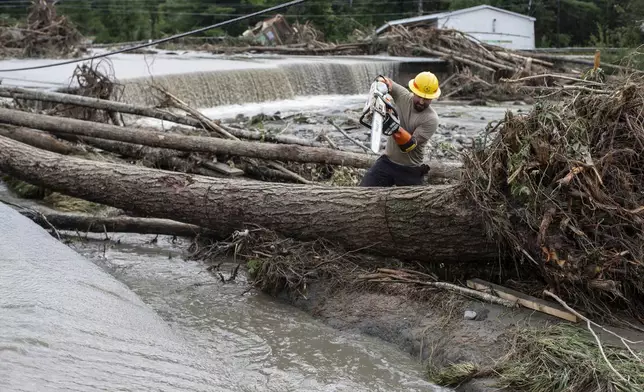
[0,0,307,72]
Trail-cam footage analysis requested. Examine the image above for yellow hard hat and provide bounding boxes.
[408,71,441,100]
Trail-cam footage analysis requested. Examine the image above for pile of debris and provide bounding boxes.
[461,71,644,319]
[0,0,86,59]
[378,25,617,101]
[211,17,367,55]
[381,26,559,76]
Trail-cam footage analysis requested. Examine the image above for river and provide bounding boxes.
[0,50,461,391]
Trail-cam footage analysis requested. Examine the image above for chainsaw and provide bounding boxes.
[359,76,400,153]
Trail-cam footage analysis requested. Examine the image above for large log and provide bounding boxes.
[0,86,322,147]
[0,136,496,263]
[0,108,375,168]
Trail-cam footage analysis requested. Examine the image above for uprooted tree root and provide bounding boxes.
[461,73,644,320]
[60,60,124,124]
[428,323,644,392]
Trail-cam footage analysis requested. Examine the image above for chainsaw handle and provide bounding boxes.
[358,110,371,129]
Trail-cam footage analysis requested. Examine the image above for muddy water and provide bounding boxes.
[0,202,231,392]
[67,232,446,391]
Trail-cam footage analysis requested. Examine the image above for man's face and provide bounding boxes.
[412,95,431,112]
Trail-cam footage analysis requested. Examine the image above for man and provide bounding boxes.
[359,71,440,187]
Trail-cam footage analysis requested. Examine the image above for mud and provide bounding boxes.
[284,283,555,392]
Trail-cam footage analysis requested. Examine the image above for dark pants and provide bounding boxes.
[359,155,427,187]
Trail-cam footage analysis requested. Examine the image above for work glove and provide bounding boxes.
[382,110,401,136]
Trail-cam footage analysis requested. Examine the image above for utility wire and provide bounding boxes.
[0,0,307,72]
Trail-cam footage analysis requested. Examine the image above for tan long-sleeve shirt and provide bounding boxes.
[384,80,439,166]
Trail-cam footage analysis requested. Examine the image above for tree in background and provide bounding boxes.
[3,0,641,47]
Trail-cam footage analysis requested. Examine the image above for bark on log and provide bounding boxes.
[0,126,84,155]
[0,108,374,168]
[0,136,496,263]
[18,209,217,237]
[0,86,322,147]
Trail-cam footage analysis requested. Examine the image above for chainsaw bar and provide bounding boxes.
[359,80,391,154]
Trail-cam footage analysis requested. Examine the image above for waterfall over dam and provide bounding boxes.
[119,59,402,108]
[1,50,447,109]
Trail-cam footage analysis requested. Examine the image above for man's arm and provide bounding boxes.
[385,113,438,153]
[411,115,438,146]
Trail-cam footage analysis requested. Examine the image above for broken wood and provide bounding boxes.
[466,278,579,322]
[199,160,244,177]
[0,86,322,147]
[0,126,84,155]
[0,107,375,168]
[413,45,496,73]
[17,208,217,237]
[328,120,373,154]
[209,42,369,55]
[360,269,517,307]
[519,52,643,74]
[0,136,496,263]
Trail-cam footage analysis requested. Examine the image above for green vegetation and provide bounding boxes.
[2,0,642,47]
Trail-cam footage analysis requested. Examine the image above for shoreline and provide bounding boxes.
[277,281,556,392]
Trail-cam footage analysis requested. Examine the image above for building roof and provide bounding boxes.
[375,5,536,34]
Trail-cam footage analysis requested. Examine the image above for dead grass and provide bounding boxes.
[427,323,644,392]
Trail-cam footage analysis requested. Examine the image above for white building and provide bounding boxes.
[376,5,536,50]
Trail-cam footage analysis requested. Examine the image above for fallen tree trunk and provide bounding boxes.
[0,126,84,155]
[18,209,217,237]
[0,136,496,263]
[0,108,375,168]
[0,86,322,147]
